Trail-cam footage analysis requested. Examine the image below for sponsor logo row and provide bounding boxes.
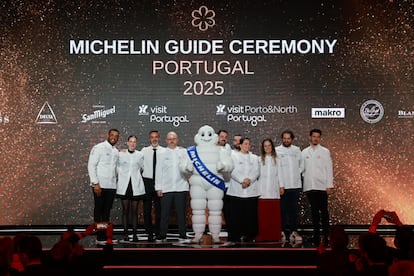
[1,100,412,127]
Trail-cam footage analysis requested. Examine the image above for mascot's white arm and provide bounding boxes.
[181,154,194,174]
[217,143,234,172]
[179,150,193,174]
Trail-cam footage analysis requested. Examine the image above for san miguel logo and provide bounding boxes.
[81,105,116,124]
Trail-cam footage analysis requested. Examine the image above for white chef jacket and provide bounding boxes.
[154,147,189,193]
[275,144,304,189]
[116,150,145,196]
[302,144,333,192]
[227,151,260,198]
[87,140,119,189]
[257,155,284,199]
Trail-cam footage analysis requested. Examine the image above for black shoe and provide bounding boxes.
[97,231,107,241]
[155,236,166,242]
[243,236,253,242]
[132,235,139,242]
[147,234,155,242]
[123,235,129,242]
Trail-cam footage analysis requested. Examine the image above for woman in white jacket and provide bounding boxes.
[227,137,260,242]
[255,138,284,242]
[116,135,145,242]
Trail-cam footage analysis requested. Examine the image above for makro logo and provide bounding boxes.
[360,100,384,124]
[312,108,345,118]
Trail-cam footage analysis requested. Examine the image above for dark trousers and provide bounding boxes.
[280,188,301,234]
[93,188,116,222]
[93,187,116,241]
[222,188,230,229]
[159,191,188,238]
[305,190,330,243]
[227,195,258,242]
[143,177,161,237]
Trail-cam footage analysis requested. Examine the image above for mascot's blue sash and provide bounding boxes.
[186,146,226,191]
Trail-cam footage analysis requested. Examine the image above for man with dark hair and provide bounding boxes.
[217,129,229,147]
[141,130,164,241]
[88,128,120,244]
[232,134,242,151]
[276,129,304,243]
[302,129,333,246]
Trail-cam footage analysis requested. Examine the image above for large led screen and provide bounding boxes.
[1,0,413,226]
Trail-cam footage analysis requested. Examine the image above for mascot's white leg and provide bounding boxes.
[190,184,207,243]
[207,188,224,243]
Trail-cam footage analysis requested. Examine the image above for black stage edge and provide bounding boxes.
[0,224,400,236]
[99,247,319,275]
[1,225,403,275]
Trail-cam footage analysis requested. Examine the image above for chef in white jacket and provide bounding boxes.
[276,130,304,242]
[87,128,120,243]
[155,131,189,242]
[302,128,333,246]
[116,135,145,242]
[226,137,260,242]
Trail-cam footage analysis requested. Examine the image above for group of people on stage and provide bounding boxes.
[87,126,333,246]
[87,129,164,243]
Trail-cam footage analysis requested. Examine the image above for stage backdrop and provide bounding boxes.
[1,0,413,226]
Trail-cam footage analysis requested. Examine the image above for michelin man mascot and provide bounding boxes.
[183,125,233,243]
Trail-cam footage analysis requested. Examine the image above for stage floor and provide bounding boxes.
[1,227,397,250]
